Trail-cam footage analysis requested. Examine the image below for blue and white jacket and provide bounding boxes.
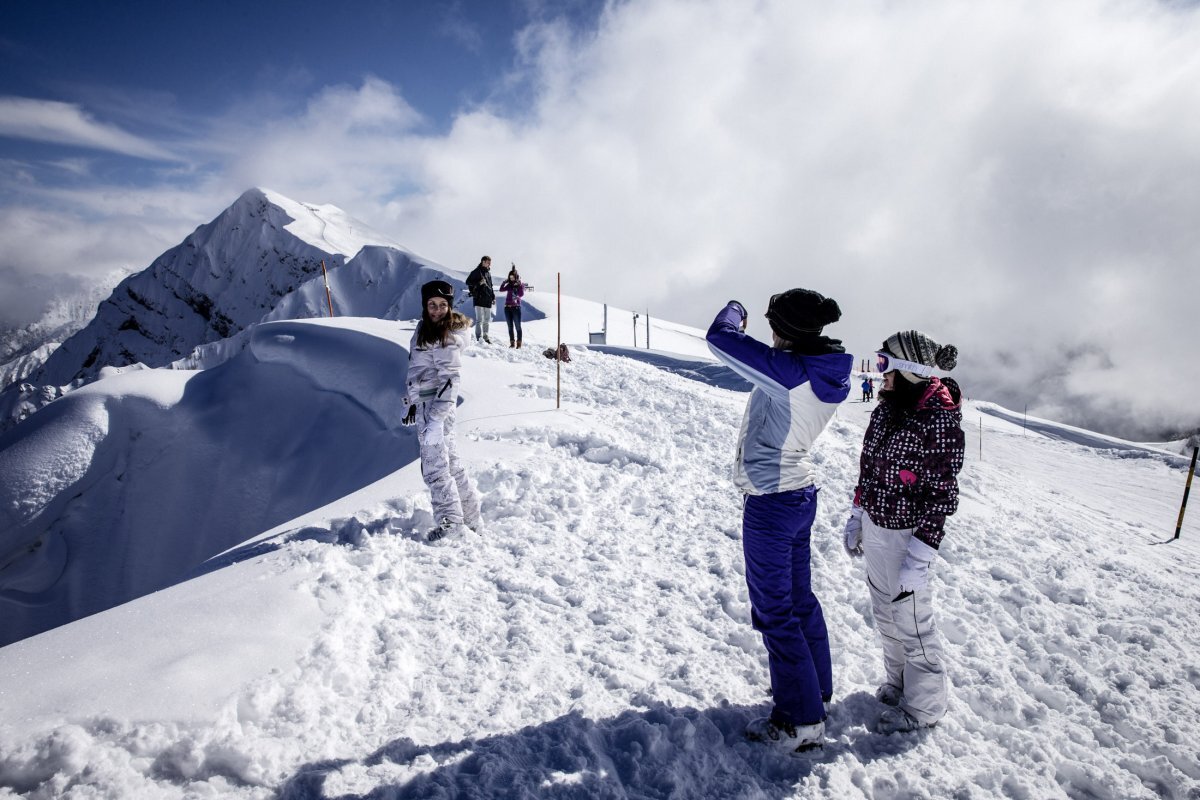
[706,303,853,495]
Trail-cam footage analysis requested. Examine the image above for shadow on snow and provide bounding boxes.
[278,696,922,799]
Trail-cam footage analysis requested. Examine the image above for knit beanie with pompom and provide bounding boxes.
[766,288,842,341]
[881,330,958,384]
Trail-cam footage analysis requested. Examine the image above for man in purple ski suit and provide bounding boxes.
[706,290,852,754]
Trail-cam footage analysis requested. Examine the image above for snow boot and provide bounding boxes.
[875,706,936,734]
[509,339,516,348]
[875,684,903,707]
[426,517,466,544]
[516,338,522,348]
[745,717,824,756]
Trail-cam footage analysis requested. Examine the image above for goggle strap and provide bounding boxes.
[876,352,935,377]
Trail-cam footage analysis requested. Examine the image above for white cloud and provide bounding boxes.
[4,0,1200,438]
[378,0,1200,439]
[0,96,179,161]
[438,1,485,53]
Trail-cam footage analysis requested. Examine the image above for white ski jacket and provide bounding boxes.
[406,325,466,405]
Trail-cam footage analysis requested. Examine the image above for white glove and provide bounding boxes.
[843,506,864,558]
[896,537,938,594]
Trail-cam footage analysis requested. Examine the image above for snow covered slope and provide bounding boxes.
[1,315,1197,799]
[0,318,417,646]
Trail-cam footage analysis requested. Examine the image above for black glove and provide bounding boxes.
[402,405,417,426]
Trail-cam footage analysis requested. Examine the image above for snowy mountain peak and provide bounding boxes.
[0,189,443,431]
[256,188,412,258]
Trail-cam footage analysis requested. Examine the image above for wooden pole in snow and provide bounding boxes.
[320,260,335,317]
[556,272,561,410]
[1174,446,1198,540]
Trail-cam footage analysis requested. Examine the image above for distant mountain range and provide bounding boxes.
[0,271,128,388]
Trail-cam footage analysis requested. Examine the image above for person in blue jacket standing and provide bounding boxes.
[706,289,852,755]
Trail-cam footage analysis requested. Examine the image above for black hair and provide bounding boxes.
[878,372,928,409]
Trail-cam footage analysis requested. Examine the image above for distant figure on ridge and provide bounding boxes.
[842,330,963,734]
[499,264,530,348]
[705,289,853,755]
[402,280,483,543]
[465,255,496,344]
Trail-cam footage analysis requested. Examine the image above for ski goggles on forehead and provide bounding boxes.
[875,352,935,377]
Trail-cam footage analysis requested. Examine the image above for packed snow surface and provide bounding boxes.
[1,316,1198,799]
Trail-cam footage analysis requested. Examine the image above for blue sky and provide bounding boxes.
[0,1,599,189]
[1,1,552,122]
[2,0,1200,439]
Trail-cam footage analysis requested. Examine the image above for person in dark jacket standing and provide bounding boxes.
[499,265,529,348]
[706,289,853,755]
[842,330,964,734]
[465,256,496,344]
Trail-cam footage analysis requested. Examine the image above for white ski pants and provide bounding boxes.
[862,512,948,725]
[417,403,481,528]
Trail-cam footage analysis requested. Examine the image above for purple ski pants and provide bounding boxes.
[742,486,831,726]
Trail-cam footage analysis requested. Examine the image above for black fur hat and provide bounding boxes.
[766,288,842,340]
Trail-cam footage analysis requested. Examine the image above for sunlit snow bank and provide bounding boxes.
[1,320,1199,799]
[0,318,417,646]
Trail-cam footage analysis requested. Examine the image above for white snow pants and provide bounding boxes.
[862,512,947,725]
[417,402,481,528]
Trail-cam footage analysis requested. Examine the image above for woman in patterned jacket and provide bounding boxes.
[402,280,483,543]
[842,330,964,734]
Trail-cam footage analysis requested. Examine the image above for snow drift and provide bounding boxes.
[0,318,417,646]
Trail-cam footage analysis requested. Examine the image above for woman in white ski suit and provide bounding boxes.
[843,329,963,734]
[403,280,482,542]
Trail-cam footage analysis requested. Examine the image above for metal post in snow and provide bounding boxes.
[646,311,650,349]
[979,416,983,461]
[320,260,335,317]
[633,312,639,348]
[1023,404,1028,436]
[1174,446,1199,540]
[556,272,561,410]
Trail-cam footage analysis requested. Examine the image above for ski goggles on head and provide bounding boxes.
[875,352,935,377]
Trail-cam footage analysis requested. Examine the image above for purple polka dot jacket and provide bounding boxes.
[855,377,965,549]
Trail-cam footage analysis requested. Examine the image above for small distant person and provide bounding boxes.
[465,256,496,344]
[402,280,483,543]
[861,377,872,402]
[842,330,963,734]
[706,289,853,755]
[499,264,530,348]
